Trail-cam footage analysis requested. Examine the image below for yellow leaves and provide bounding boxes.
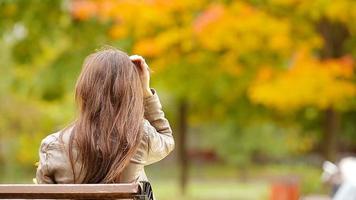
[155,29,186,50]
[307,0,356,24]
[324,0,351,22]
[295,0,356,26]
[268,25,291,51]
[193,1,293,53]
[268,0,301,7]
[133,28,191,57]
[108,25,127,39]
[133,38,162,57]
[218,53,242,77]
[248,51,355,111]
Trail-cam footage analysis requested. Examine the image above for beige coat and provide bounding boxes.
[36,89,174,184]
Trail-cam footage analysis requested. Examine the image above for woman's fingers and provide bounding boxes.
[130,55,151,96]
[129,55,144,64]
[129,55,148,71]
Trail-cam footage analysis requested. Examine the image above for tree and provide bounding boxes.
[247,0,356,161]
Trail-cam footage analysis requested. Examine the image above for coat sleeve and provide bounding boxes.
[36,133,71,184]
[141,89,175,165]
[36,135,57,184]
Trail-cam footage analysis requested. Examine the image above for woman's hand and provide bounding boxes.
[129,55,153,98]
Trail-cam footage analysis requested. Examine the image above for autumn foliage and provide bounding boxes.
[70,0,355,112]
[249,52,355,111]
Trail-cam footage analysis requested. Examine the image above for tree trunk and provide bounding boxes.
[178,100,188,194]
[317,18,349,161]
[0,141,4,180]
[323,108,340,161]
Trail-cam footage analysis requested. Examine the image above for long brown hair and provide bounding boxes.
[68,48,144,183]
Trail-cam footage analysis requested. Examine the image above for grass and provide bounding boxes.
[151,180,268,200]
[146,162,326,200]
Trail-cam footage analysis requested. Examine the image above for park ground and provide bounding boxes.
[0,162,329,200]
[0,162,328,200]
[147,163,325,200]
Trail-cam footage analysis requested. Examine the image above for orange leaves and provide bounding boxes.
[71,0,135,22]
[249,51,355,111]
[193,4,225,34]
[254,67,274,82]
[323,56,354,78]
[70,0,97,20]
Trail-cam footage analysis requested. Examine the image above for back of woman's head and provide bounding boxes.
[71,47,144,183]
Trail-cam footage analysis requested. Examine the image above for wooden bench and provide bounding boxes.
[0,181,153,200]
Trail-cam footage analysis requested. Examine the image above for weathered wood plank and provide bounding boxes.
[0,184,140,199]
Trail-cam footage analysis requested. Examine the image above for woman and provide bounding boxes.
[36,48,174,184]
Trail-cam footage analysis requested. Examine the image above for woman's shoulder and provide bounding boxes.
[40,126,74,153]
[37,127,77,184]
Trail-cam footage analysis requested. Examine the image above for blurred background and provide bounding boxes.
[0,0,355,199]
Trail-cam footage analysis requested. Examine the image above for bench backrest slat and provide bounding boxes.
[0,184,140,199]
